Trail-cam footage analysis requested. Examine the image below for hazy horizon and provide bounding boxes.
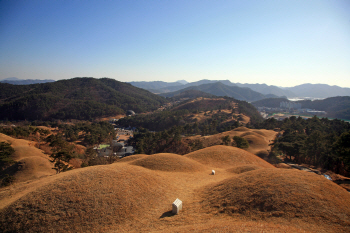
[1,0,349,87]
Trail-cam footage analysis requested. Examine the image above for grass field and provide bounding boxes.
[1,143,349,232]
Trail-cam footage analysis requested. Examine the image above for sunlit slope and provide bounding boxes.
[0,145,348,232]
[202,168,350,232]
[187,127,278,157]
[0,164,175,232]
[185,145,275,169]
[0,133,55,183]
[130,153,208,172]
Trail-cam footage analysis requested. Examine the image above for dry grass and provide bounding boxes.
[201,168,350,232]
[131,153,207,172]
[185,127,278,158]
[0,145,349,232]
[0,133,55,183]
[0,164,176,232]
[117,154,147,163]
[226,165,263,174]
[185,145,275,169]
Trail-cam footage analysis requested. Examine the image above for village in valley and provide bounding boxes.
[95,111,136,159]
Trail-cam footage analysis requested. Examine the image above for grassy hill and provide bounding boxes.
[1,145,349,232]
[185,127,278,159]
[0,133,55,184]
[0,77,167,121]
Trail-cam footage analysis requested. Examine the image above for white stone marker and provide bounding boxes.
[172,198,182,214]
[212,170,215,175]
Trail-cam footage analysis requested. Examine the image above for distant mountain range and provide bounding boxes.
[129,80,350,99]
[284,83,350,98]
[0,78,166,121]
[159,82,272,102]
[0,78,55,85]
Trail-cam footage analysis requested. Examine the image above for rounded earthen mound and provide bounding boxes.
[117,154,147,163]
[240,131,265,138]
[251,130,267,137]
[242,135,267,149]
[233,127,250,132]
[131,153,207,172]
[0,164,174,233]
[185,145,274,169]
[227,165,262,174]
[9,156,55,183]
[202,168,350,231]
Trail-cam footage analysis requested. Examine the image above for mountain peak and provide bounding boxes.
[176,80,188,84]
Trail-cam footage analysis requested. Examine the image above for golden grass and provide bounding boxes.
[226,165,263,174]
[186,127,278,158]
[201,168,350,232]
[117,154,147,163]
[0,164,175,232]
[1,145,349,232]
[0,133,55,183]
[185,145,275,169]
[131,153,207,172]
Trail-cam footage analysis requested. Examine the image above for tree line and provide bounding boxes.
[254,116,350,175]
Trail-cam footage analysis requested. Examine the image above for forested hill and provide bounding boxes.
[159,82,270,102]
[0,77,167,121]
[252,98,289,108]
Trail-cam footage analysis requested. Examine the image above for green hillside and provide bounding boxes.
[0,77,167,121]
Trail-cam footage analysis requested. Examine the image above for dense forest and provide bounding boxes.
[119,97,261,155]
[0,77,167,121]
[254,116,350,175]
[117,97,262,132]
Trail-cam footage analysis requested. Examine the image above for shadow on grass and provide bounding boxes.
[160,210,175,218]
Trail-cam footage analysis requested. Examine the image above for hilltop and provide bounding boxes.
[1,145,349,232]
[117,97,262,133]
[184,127,278,159]
[0,133,55,183]
[0,77,167,121]
[159,82,269,102]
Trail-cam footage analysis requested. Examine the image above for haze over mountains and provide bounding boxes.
[0,77,55,85]
[3,77,350,99]
[129,79,350,99]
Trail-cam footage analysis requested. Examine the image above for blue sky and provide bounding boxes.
[0,0,349,87]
